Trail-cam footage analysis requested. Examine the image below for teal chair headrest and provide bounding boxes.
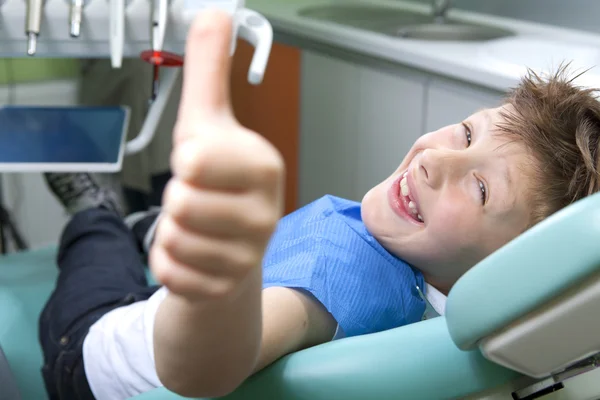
[446,191,600,350]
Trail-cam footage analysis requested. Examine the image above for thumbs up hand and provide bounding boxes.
[150,10,285,302]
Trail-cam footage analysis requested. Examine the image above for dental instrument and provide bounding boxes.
[69,0,84,37]
[149,0,168,102]
[109,0,125,68]
[3,0,273,60]
[25,0,44,56]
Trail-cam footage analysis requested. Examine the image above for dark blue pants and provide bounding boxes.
[38,207,160,400]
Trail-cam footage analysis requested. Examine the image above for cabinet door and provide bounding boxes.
[231,40,301,214]
[355,65,426,198]
[299,51,361,205]
[425,77,505,133]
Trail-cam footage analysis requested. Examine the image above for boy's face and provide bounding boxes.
[361,106,533,292]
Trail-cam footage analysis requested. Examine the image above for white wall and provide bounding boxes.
[407,0,600,35]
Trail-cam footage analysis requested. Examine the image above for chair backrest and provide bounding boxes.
[0,344,21,400]
[446,191,600,378]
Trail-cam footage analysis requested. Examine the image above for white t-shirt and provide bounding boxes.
[82,284,447,400]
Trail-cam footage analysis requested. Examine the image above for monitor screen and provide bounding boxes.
[0,106,129,170]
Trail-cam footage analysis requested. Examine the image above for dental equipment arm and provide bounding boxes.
[125,67,179,155]
[7,1,275,156]
[236,8,273,85]
[2,2,273,68]
[126,4,273,155]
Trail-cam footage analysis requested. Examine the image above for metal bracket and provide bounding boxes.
[512,353,600,400]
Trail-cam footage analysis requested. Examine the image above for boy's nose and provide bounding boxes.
[419,148,471,188]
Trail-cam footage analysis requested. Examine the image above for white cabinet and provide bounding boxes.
[299,51,361,205]
[299,50,427,205]
[355,64,426,198]
[424,77,505,133]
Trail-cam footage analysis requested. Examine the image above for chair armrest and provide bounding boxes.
[133,318,519,400]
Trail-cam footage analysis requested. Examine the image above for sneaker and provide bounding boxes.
[44,172,125,217]
[124,207,161,254]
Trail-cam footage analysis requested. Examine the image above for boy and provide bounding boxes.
[38,10,600,400]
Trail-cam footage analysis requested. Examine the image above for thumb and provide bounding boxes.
[177,9,235,127]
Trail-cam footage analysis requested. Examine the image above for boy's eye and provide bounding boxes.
[462,122,472,147]
[478,179,487,206]
[462,122,487,205]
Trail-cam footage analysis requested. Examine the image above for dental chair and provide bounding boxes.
[1,192,599,400]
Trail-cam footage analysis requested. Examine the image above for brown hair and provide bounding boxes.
[498,65,600,227]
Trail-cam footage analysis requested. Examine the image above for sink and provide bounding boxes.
[395,23,514,41]
[298,4,436,34]
[298,4,515,41]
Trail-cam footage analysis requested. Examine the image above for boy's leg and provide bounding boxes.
[38,173,160,400]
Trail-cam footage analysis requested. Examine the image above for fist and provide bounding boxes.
[149,10,285,301]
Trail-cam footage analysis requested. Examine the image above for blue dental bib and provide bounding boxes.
[262,195,426,338]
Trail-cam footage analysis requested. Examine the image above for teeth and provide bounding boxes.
[401,185,409,197]
[400,172,422,222]
[400,177,409,196]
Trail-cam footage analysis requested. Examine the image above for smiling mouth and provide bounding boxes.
[399,171,423,223]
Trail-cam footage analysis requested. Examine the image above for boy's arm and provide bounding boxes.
[153,284,336,398]
[153,267,263,398]
[253,287,337,374]
[150,9,285,399]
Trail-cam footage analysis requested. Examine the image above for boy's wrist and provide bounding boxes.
[169,264,263,309]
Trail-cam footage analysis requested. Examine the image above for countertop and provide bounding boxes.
[247,0,600,92]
